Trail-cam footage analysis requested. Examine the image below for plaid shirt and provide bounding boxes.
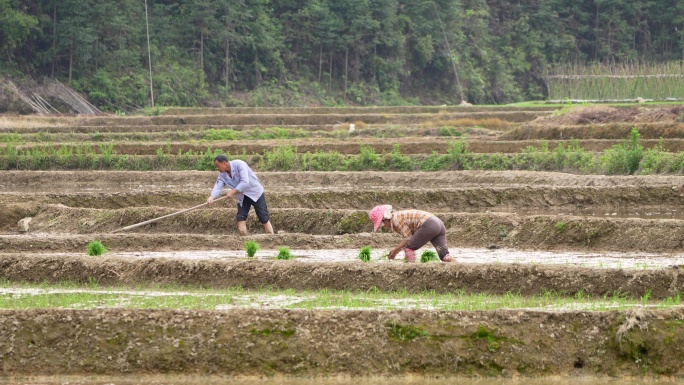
[390,210,432,238]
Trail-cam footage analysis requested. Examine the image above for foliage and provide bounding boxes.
[358,246,371,262]
[3,129,683,175]
[244,240,260,258]
[86,240,107,256]
[5,0,684,108]
[276,247,295,260]
[554,221,567,233]
[600,128,644,175]
[420,250,439,263]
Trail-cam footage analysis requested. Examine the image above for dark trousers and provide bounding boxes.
[236,194,270,224]
[406,216,450,260]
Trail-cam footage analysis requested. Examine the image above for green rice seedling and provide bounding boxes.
[86,240,107,256]
[276,247,295,260]
[420,250,439,263]
[244,240,260,258]
[358,246,372,262]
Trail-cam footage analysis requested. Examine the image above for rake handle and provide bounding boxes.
[111,195,228,233]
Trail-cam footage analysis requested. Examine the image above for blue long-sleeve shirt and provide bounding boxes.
[210,160,264,206]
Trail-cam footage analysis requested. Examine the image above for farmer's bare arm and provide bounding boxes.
[389,239,410,259]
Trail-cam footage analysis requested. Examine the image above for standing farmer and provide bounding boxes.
[207,154,274,236]
[368,205,453,262]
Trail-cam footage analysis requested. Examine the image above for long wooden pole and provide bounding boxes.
[111,196,228,233]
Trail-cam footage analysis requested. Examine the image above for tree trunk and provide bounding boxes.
[200,31,204,71]
[354,48,359,83]
[328,50,333,93]
[318,44,323,83]
[372,44,376,80]
[594,4,600,61]
[225,40,231,89]
[68,43,73,84]
[344,47,348,101]
[254,50,260,87]
[51,1,57,78]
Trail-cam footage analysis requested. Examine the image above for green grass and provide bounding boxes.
[244,240,260,258]
[86,240,107,256]
[276,247,295,260]
[2,129,684,174]
[358,246,372,262]
[0,281,677,312]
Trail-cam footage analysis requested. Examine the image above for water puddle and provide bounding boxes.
[97,248,684,270]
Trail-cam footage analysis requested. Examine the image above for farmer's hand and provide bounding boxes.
[207,196,215,205]
[388,248,399,260]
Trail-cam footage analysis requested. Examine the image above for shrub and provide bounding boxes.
[358,246,372,262]
[263,145,298,171]
[86,240,107,256]
[601,128,643,175]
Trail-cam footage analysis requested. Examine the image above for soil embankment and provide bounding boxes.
[0,255,682,299]
[0,307,682,377]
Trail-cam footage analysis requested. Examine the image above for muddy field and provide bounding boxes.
[2,307,684,377]
[1,105,684,377]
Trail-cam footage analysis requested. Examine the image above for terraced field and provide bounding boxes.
[1,104,684,378]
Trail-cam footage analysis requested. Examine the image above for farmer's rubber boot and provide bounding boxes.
[404,248,416,263]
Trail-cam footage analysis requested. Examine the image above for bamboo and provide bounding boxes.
[111,195,228,233]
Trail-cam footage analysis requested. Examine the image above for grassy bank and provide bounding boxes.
[1,129,683,174]
[0,280,678,312]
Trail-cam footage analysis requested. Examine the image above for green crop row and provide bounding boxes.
[1,129,683,174]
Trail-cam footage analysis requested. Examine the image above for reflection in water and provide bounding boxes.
[1,377,683,385]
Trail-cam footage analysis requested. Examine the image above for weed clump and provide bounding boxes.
[420,250,439,263]
[276,247,295,260]
[358,246,372,262]
[86,240,107,256]
[555,221,567,232]
[244,240,260,258]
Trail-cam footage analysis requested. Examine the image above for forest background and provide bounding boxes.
[1,0,684,111]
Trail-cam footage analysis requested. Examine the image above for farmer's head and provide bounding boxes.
[213,154,231,173]
[368,205,392,232]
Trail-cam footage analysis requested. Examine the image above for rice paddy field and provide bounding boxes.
[2,104,684,381]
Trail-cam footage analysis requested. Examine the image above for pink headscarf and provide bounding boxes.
[368,205,392,232]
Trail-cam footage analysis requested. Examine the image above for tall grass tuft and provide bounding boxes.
[86,240,107,256]
[358,246,372,262]
[244,240,260,258]
[420,250,439,263]
[601,127,643,174]
[276,247,295,260]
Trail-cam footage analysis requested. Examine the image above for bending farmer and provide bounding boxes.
[207,154,274,236]
[368,205,453,263]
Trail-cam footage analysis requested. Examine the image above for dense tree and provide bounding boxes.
[2,0,683,108]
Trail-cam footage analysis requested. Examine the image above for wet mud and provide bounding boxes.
[1,307,684,376]
[1,255,684,299]
[2,106,684,378]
